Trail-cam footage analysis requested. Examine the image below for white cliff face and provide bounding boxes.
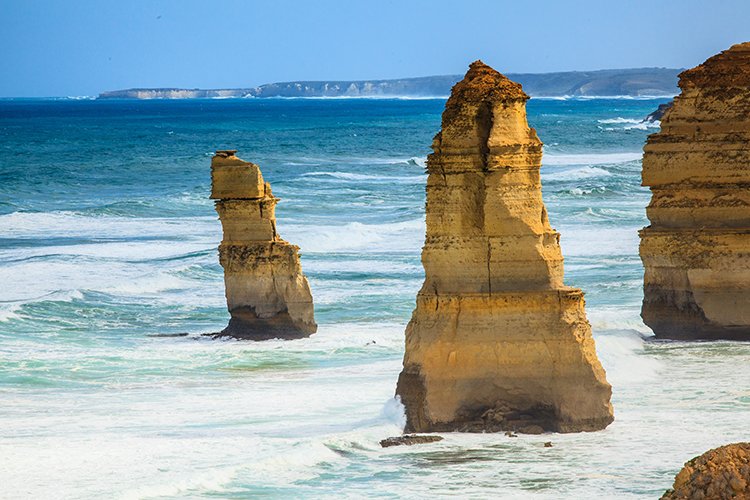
[396,61,613,434]
[211,150,316,340]
[640,42,750,340]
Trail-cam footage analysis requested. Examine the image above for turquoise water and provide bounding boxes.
[1,98,749,499]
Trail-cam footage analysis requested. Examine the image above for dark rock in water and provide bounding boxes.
[379,434,444,448]
[661,442,750,499]
[544,441,553,448]
[644,101,673,122]
[146,332,189,338]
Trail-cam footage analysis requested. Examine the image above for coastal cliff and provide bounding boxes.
[211,150,316,339]
[640,42,750,340]
[97,68,680,99]
[395,61,613,434]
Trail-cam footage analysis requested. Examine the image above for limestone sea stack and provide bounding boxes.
[640,42,750,340]
[210,150,316,339]
[395,61,613,433]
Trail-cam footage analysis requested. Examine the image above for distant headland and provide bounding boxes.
[97,67,681,99]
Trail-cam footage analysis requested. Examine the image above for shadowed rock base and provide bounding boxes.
[211,308,316,341]
[643,287,750,341]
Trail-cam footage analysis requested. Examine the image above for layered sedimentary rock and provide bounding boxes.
[211,150,316,339]
[395,61,613,434]
[662,443,750,499]
[640,42,750,340]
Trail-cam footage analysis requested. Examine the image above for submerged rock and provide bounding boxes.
[379,435,444,448]
[662,443,750,499]
[395,61,613,434]
[640,42,750,340]
[210,150,317,340]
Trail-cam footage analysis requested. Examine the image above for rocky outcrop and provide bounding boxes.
[640,42,750,340]
[662,443,750,499]
[395,61,613,434]
[210,150,316,340]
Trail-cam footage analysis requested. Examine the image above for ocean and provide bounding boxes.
[1,97,748,499]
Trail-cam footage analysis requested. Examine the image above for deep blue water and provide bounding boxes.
[2,97,749,499]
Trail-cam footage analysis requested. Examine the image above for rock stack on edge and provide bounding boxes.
[640,42,750,340]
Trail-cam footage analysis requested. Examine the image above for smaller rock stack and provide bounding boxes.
[211,150,316,340]
[640,42,750,340]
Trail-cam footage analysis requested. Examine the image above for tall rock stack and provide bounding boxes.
[211,150,317,340]
[640,42,750,340]
[395,62,613,433]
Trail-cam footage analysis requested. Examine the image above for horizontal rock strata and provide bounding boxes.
[640,42,750,340]
[395,61,613,434]
[211,150,316,340]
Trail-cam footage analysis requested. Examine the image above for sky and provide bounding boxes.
[2,0,750,96]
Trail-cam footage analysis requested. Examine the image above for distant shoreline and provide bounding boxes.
[96,68,681,100]
[0,95,678,101]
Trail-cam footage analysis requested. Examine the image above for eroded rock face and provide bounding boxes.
[640,42,750,340]
[395,61,613,433]
[211,150,316,339]
[662,443,750,500]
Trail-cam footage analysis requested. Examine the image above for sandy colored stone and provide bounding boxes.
[662,443,750,499]
[640,42,750,340]
[395,61,613,433]
[211,150,316,339]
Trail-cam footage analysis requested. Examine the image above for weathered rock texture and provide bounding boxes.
[211,150,316,339]
[640,42,750,340]
[662,443,750,500]
[395,61,613,434]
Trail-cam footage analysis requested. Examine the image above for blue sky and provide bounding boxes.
[2,0,750,96]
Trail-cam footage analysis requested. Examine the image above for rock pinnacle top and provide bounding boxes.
[441,60,529,127]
